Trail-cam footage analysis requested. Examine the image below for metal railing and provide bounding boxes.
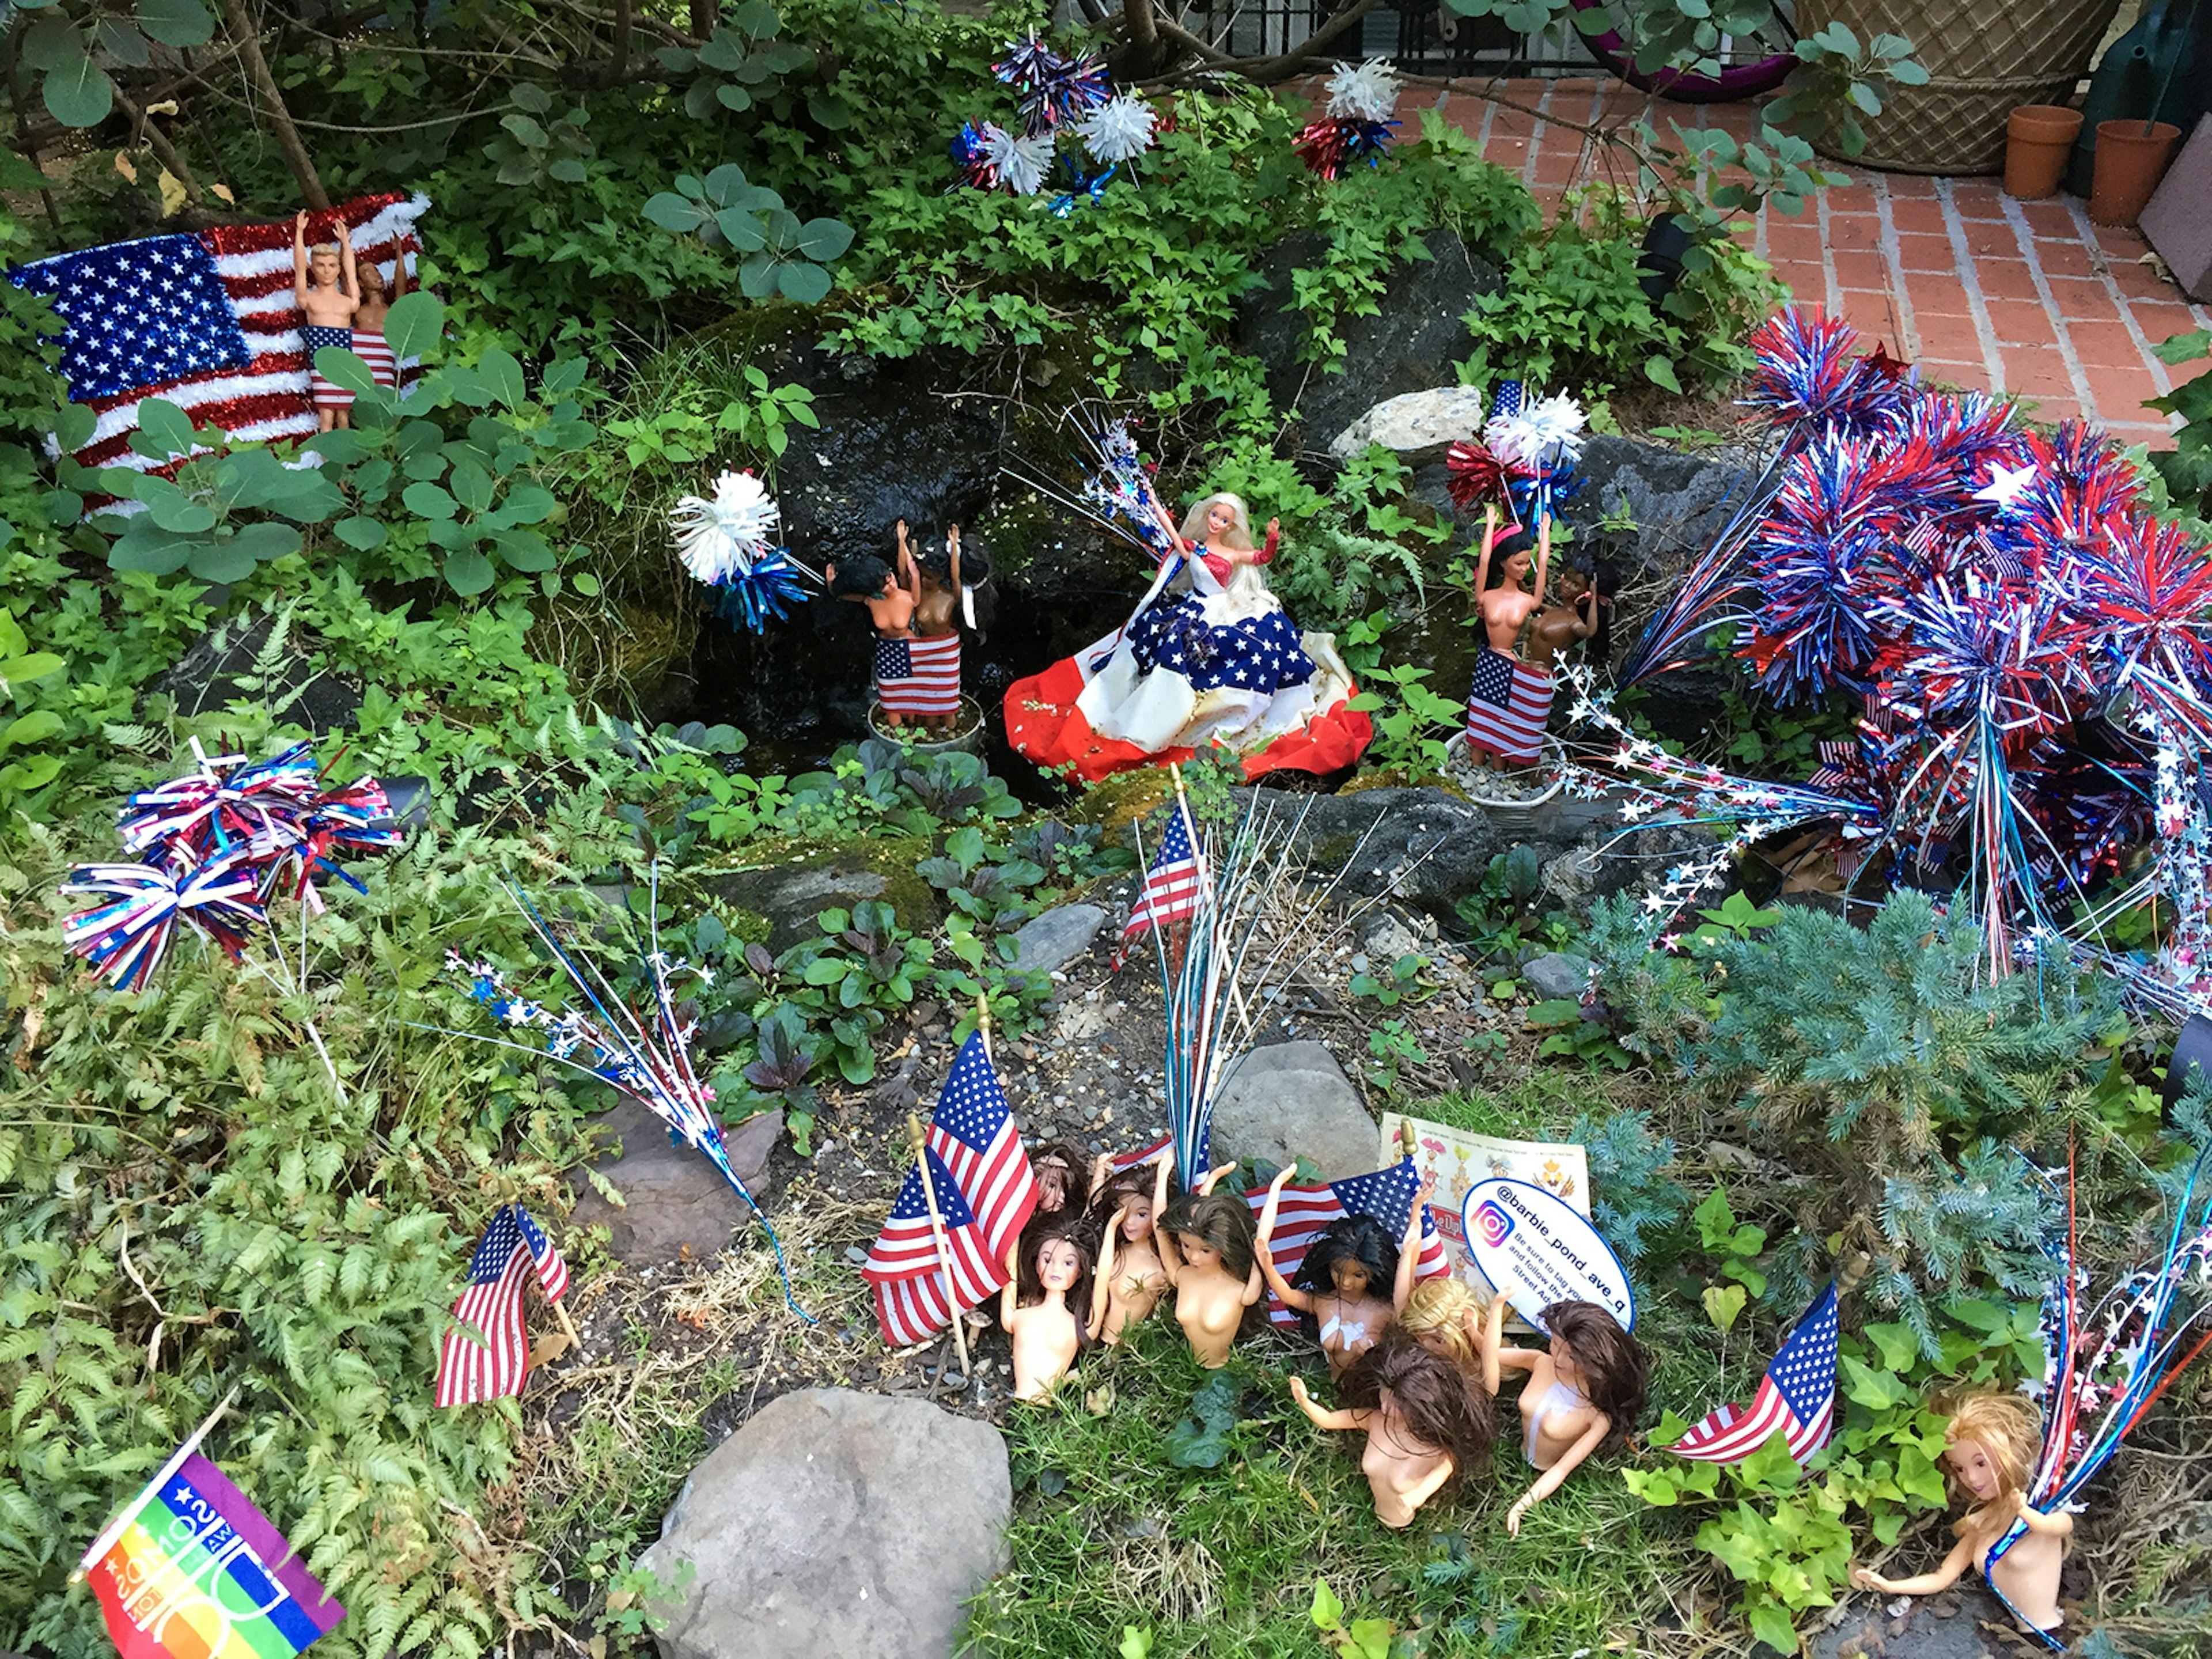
[1058,1,1606,76]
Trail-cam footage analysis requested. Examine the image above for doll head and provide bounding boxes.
[1339,1327,1495,1478]
[358,261,387,298]
[1540,1300,1647,1443]
[1400,1278,1484,1370]
[1089,1166,1158,1245]
[1029,1141,1086,1215]
[916,534,991,589]
[309,243,344,287]
[1018,1221,1099,1342]
[828,552,895,601]
[1933,1389,2041,1516]
[1495,546,1533,589]
[1157,1190,1255,1278]
[1292,1214,1400,1304]
[1178,493,1256,553]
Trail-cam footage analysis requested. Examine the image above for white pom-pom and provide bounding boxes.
[672,470,779,585]
[1324,58,1399,124]
[1487,392,1587,470]
[1078,93,1158,164]
[981,123,1055,196]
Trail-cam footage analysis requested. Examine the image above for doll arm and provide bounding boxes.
[1289,1375,1368,1432]
[1504,1413,1610,1535]
[1851,1537,1976,1597]
[292,212,311,305]
[1255,518,1279,565]
[949,525,963,594]
[1089,1152,1113,1202]
[338,228,358,301]
[390,252,408,297]
[2014,1494,2074,1538]
[1240,1258,1266,1308]
[1088,1211,1124,1341]
[1392,1177,1432,1312]
[1253,1169,1314,1312]
[1000,1236,1021,1328]
[1403,1456,1458,1514]
[1471,505,1497,601]
[1480,1279,1514,1394]
[1528,516,1550,611]
[1152,1158,1184,1286]
[1195,1162,1237,1196]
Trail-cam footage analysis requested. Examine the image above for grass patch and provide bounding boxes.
[965,1318,1710,1658]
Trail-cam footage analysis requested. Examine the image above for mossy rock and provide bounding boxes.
[691,840,945,951]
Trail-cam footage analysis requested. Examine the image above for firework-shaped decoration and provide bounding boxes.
[950,122,1000,190]
[2076,515,2212,747]
[1294,58,1401,180]
[1990,1153,2212,1647]
[62,854,266,990]
[2013,421,2145,565]
[671,469,811,633]
[1486,390,1585,525]
[1072,416,1177,560]
[1443,437,1530,516]
[978,122,1055,196]
[993,32,1108,135]
[1742,308,1912,446]
[1743,433,1902,701]
[1077,92,1158,165]
[447,872,813,1322]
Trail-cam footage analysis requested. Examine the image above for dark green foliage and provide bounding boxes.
[2149,329,2212,522]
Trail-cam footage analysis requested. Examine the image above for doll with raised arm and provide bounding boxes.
[1463,507,1554,771]
[1290,1327,1495,1529]
[888,518,971,739]
[1850,1389,2072,1638]
[1256,1168,1430,1376]
[1481,1283,1648,1533]
[1399,1277,1488,1373]
[351,253,406,392]
[827,551,931,732]
[292,210,360,433]
[1524,561,1608,675]
[1153,1157,1262,1368]
[1001,1222,1108,1402]
[1088,1163,1169,1343]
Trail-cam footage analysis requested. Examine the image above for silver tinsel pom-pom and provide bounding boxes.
[1078,93,1158,164]
[671,469,780,585]
[1487,392,1587,471]
[1324,58,1400,125]
[981,122,1056,196]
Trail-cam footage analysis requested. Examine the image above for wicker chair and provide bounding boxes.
[1801,0,2123,173]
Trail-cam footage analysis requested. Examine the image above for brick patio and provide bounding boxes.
[1426,78,2210,445]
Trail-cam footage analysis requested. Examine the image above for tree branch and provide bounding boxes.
[115,87,206,207]
[215,0,327,208]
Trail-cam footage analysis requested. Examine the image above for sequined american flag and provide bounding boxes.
[862,1033,1039,1347]
[1244,1156,1449,1328]
[9,192,427,480]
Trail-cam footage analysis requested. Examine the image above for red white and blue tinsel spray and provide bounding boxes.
[445,870,813,1323]
[1295,59,1401,180]
[672,469,813,633]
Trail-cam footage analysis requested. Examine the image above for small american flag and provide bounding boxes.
[874,632,963,718]
[9,194,427,484]
[1806,738,1858,792]
[434,1205,570,1408]
[1670,1282,1838,1464]
[1112,805,1203,968]
[1244,1157,1449,1328]
[1489,380,1524,421]
[1108,1132,1173,1173]
[1464,646,1552,763]
[861,1033,1039,1347]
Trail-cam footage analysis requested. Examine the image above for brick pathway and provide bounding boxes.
[1425,77,2209,445]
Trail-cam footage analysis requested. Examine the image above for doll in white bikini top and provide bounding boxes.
[1481,1285,1649,1535]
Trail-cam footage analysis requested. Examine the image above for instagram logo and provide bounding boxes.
[1473,1201,1514,1248]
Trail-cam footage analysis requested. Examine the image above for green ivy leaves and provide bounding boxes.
[644,165,854,305]
[16,0,215,127]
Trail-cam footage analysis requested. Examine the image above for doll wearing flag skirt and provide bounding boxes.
[1463,512,1555,769]
[1076,491,1358,758]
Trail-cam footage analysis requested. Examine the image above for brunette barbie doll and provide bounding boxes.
[1001,1222,1107,1402]
[1030,1141,1089,1217]
[1256,1167,1430,1375]
[1088,1165,1169,1342]
[1462,509,1555,771]
[1291,1327,1495,1528]
[1481,1286,1648,1533]
[1154,1157,1262,1368]
[1850,1389,2071,1635]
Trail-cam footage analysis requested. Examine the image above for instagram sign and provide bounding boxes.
[1471,1200,1515,1249]
[1460,1176,1638,1331]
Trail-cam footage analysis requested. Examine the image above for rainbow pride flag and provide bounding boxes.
[84,1453,344,1659]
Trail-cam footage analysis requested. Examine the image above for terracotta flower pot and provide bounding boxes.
[2004,104,2083,198]
[2090,119,2181,226]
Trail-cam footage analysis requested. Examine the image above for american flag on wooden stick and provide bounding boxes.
[861,1033,1038,1347]
[434,1204,570,1408]
[1112,805,1203,968]
[1669,1282,1838,1464]
[1244,1156,1449,1328]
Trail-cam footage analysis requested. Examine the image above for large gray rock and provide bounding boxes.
[699,858,942,952]
[569,1100,783,1267]
[642,1388,1010,1659]
[1562,435,1759,583]
[1211,1040,1377,1179]
[1236,786,1503,923]
[1010,902,1107,975]
[1238,229,1505,449]
[1329,385,1490,465]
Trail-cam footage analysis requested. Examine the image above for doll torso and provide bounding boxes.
[1478,587,1540,657]
[863,586,918,638]
[299,279,357,329]
[1970,1509,2066,1632]
[1173,1263,1247,1368]
[914,571,960,637]
[1515,1358,1600,1468]
[1008,1292,1082,1401]
[1359,1399,1455,1529]
[1102,1242,1168,1342]
[1315,1289,1395,1376]
[1526,591,1594,671]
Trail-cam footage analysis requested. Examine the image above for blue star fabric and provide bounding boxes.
[1126,593,1313,695]
[8,234,253,402]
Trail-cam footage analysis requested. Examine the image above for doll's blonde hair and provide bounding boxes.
[1934,1388,2043,1528]
[1400,1278,1484,1370]
[1177,492,1256,552]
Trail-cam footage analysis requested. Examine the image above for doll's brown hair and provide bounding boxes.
[1933,1388,2043,1525]
[1088,1164,1159,1237]
[1338,1327,1495,1482]
[1157,1190,1255,1279]
[1017,1220,1100,1349]
[1400,1278,1484,1372]
[1541,1299,1648,1444]
[1029,1140,1088,1214]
